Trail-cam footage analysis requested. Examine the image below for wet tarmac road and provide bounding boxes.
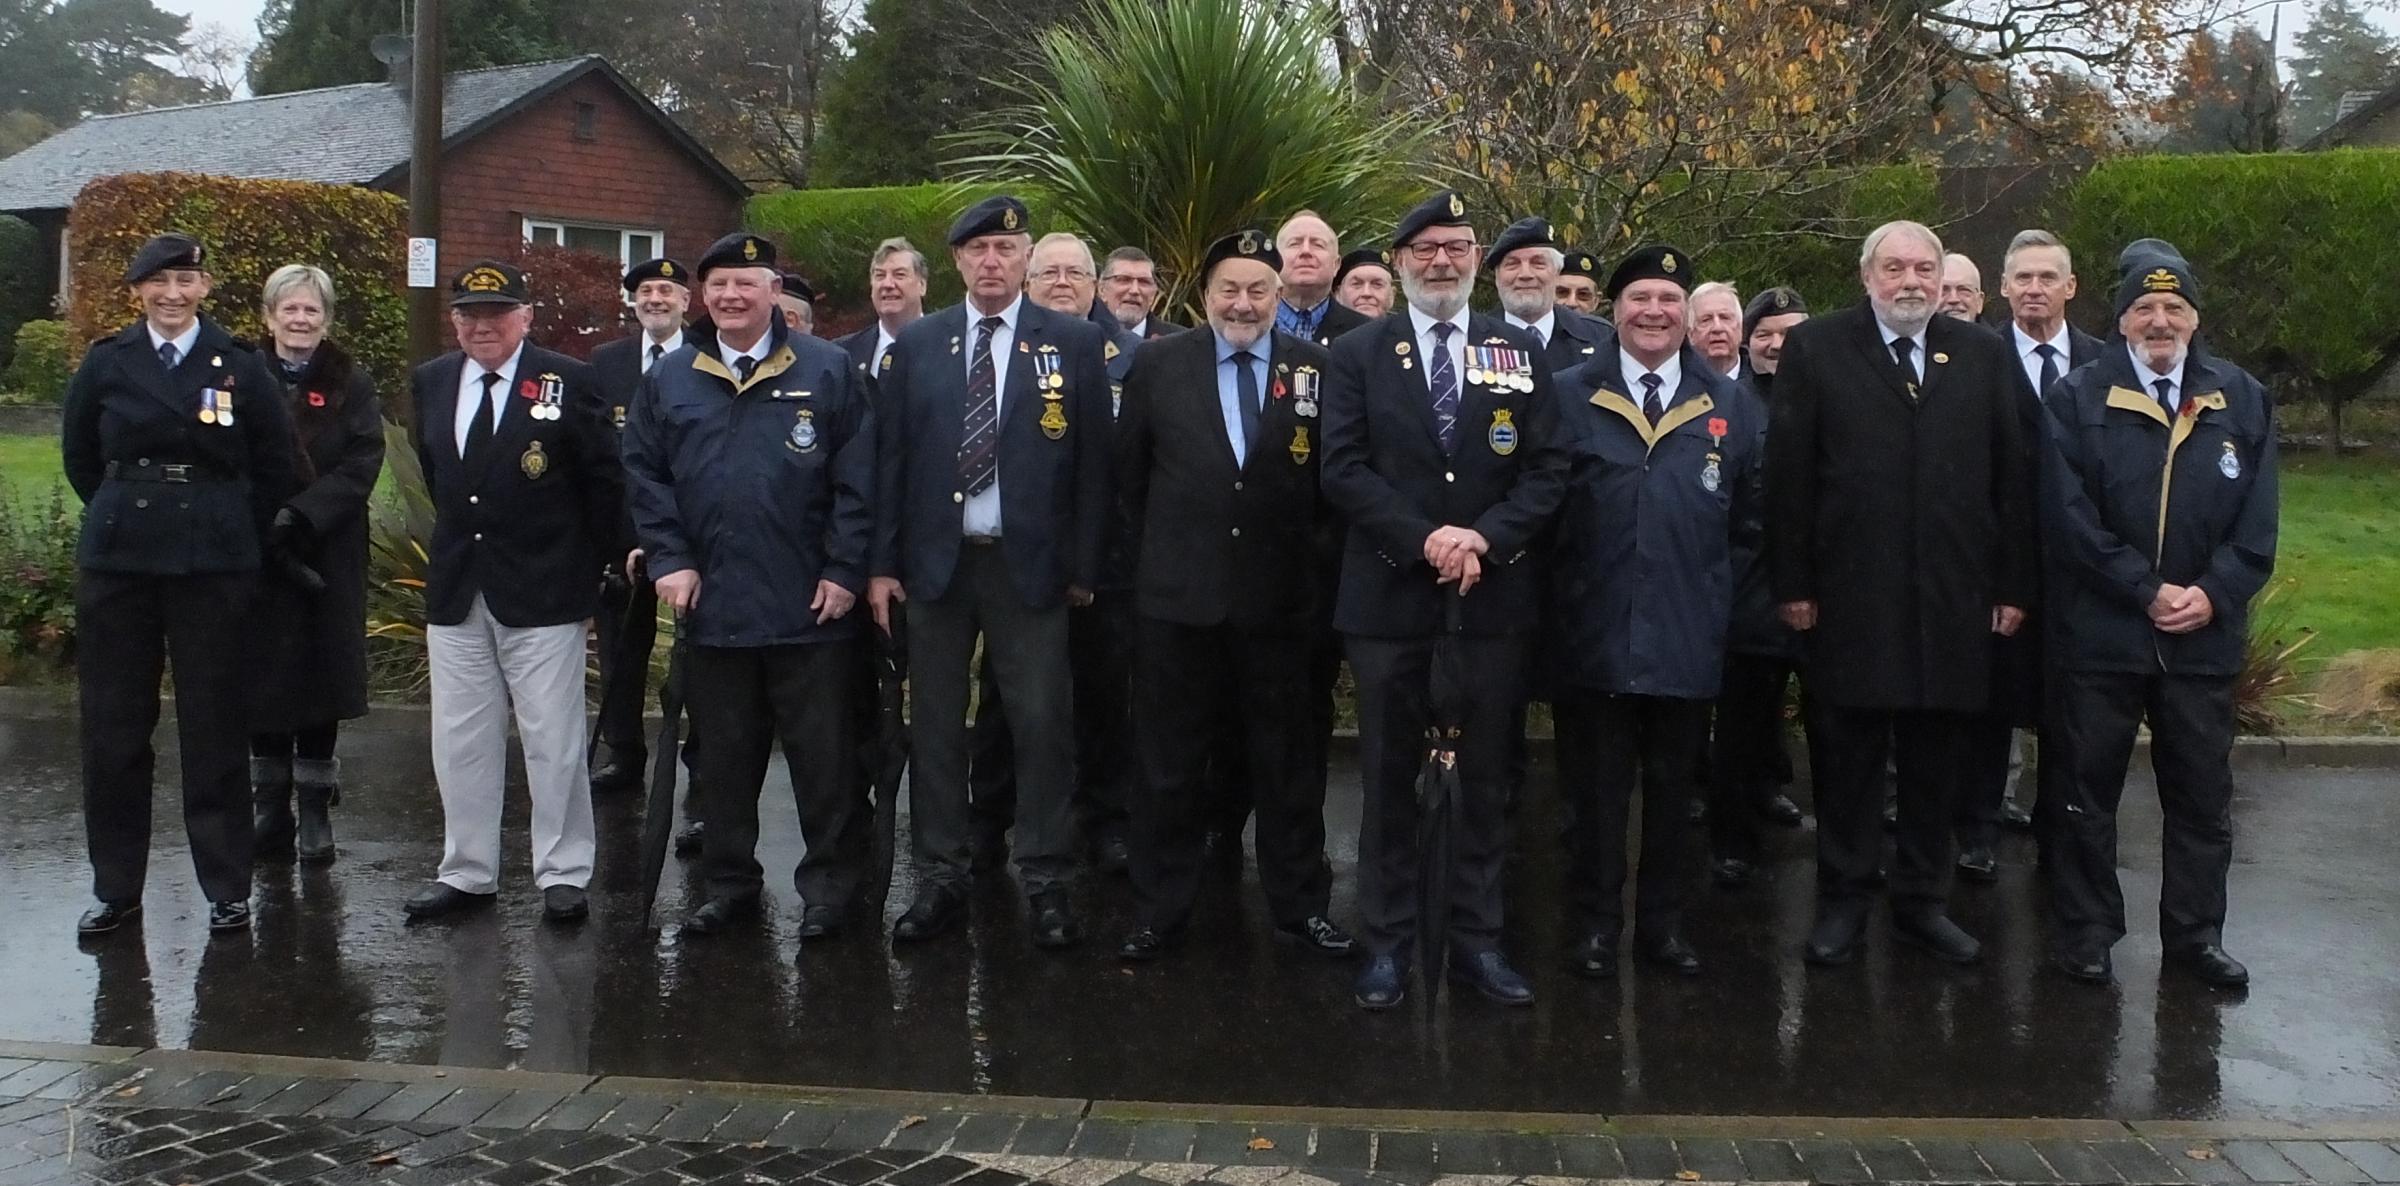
[0,697,2393,1124]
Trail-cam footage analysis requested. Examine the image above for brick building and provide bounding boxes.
[0,56,748,313]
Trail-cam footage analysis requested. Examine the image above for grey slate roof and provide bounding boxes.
[0,56,738,212]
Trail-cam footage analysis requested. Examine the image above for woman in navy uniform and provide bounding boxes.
[63,232,299,936]
[246,264,385,866]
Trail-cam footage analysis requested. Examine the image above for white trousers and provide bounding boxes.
[427,595,595,892]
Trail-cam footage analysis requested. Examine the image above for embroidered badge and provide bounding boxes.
[520,440,549,479]
[2219,441,2240,480]
[1488,408,1519,456]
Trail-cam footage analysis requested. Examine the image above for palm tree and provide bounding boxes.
[949,0,1435,319]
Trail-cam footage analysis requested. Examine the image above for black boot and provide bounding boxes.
[251,756,295,863]
[293,757,338,865]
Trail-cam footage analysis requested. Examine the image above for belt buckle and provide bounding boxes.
[160,464,191,483]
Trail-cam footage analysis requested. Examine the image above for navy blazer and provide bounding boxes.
[1319,310,1569,638]
[1548,345,1765,699]
[872,299,1112,607]
[410,343,621,628]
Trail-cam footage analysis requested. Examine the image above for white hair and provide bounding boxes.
[1686,281,1743,328]
[261,263,335,320]
[2002,228,2074,277]
[1859,220,1944,270]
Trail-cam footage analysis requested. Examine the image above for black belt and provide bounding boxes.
[106,459,228,484]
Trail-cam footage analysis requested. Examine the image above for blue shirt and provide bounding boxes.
[1214,331,1271,464]
[1275,296,1332,341]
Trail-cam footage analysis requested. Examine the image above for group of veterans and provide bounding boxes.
[60,185,2275,1010]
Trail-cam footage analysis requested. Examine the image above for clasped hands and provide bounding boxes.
[1423,526,1491,593]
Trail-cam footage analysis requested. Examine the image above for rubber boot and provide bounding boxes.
[252,755,295,862]
[293,756,339,865]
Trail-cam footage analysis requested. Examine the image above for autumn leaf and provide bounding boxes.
[370,1152,400,1165]
[901,1116,928,1129]
[1676,1172,1702,1182]
[1247,1137,1276,1151]
[2186,1148,2220,1161]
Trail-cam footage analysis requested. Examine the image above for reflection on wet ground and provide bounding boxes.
[0,700,2392,1122]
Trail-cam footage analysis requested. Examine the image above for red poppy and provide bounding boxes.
[2180,399,2199,418]
[519,379,540,400]
[1707,417,1728,437]
[306,391,327,408]
[1272,379,1288,399]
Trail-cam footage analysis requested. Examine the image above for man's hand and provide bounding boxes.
[1992,605,2026,637]
[624,549,645,583]
[654,569,701,615]
[2148,582,2187,624]
[869,576,906,635]
[2156,585,2215,634]
[813,580,856,625]
[1779,600,1818,631]
[1436,549,1484,593]
[1068,584,1095,608]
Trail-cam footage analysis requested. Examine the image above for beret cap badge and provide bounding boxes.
[464,267,507,293]
[2143,267,2181,293]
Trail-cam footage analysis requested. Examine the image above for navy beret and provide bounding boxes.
[1200,228,1282,282]
[124,233,205,284]
[949,195,1031,245]
[1560,249,1602,280]
[698,233,778,277]
[1334,246,1393,286]
[1391,189,1471,250]
[1742,286,1807,337]
[1605,244,1692,300]
[1481,217,1558,273]
[621,257,689,292]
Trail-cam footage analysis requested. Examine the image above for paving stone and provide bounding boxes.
[2330,1142,2400,1183]
[1912,1136,1997,1181]
[1671,1137,1740,1182]
[1189,1123,1260,1165]
[2222,1141,2309,1183]
[418,1087,515,1129]
[1794,1138,1873,1183]
[1617,1134,1682,1180]
[2276,1141,2374,1183]
[590,1097,675,1138]
[1733,1138,1807,1181]
[1372,1132,1436,1177]
[1551,1135,1624,1180]
[651,1096,739,1142]
[886,1112,964,1153]
[362,1083,458,1125]
[1009,1117,1081,1157]
[0,1063,80,1098]
[829,1109,913,1150]
[2033,1139,2127,1183]
[1068,1119,1138,1160]
[143,1069,251,1109]
[250,1077,351,1118]
[533,1093,623,1133]
[399,1126,490,1167]
[2177,1143,2254,1185]
[706,1101,792,1145]
[308,1079,407,1121]
[770,1107,853,1150]
[1972,1139,2061,1183]
[1244,1125,1312,1166]
[540,1131,641,1169]
[472,1090,573,1131]
[183,1118,288,1155]
[215,1073,305,1112]
[1309,1128,1372,1170]
[889,1153,985,1186]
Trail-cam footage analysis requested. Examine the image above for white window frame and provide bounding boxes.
[521,217,664,271]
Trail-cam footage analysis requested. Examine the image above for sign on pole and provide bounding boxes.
[407,237,440,289]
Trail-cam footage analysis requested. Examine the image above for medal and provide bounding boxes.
[1288,426,1311,464]
[789,408,818,452]
[1701,452,1723,493]
[217,385,234,426]
[520,440,549,479]
[2219,441,2240,480]
[1039,401,1068,440]
[198,388,216,425]
[1488,408,1519,456]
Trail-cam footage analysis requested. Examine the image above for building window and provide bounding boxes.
[523,219,661,270]
[572,101,598,142]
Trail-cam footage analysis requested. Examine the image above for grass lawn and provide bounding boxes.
[2275,451,2400,662]
[0,433,63,497]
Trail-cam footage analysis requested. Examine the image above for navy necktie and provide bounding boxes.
[1641,373,1665,425]
[2154,377,2175,418]
[158,342,179,371]
[1231,349,1260,464]
[1428,323,1459,453]
[1890,336,1916,382]
[646,343,664,373]
[959,315,1004,497]
[464,373,499,465]
[2034,342,2060,398]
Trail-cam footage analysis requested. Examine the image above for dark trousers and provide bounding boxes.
[684,639,862,907]
[1347,631,1526,960]
[1708,654,1792,863]
[2047,670,2235,951]
[251,723,339,762]
[968,595,1132,849]
[910,543,1079,894]
[78,569,256,905]
[1814,704,1970,911]
[1130,617,1330,930]
[1557,691,1706,940]
[594,577,658,760]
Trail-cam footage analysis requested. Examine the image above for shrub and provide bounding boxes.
[1658,165,1941,314]
[2,320,71,400]
[746,184,1062,319]
[365,419,433,700]
[2235,580,2316,735]
[0,214,43,372]
[65,172,408,395]
[504,241,629,361]
[0,482,81,681]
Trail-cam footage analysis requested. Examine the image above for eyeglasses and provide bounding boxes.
[1030,267,1094,284]
[1403,240,1479,263]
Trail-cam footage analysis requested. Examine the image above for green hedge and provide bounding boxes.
[0,214,42,372]
[1,320,68,399]
[747,184,1063,317]
[2058,150,2400,417]
[1639,165,1941,313]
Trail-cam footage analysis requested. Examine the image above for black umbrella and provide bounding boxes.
[867,608,910,882]
[586,569,644,771]
[636,617,690,928]
[1415,591,1470,982]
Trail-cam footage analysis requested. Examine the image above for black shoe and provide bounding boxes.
[893,888,966,942]
[77,900,141,936]
[294,785,336,865]
[1449,950,1535,1006]
[1117,925,1182,962]
[542,885,589,923]
[1893,910,1982,964]
[252,770,296,864]
[403,883,496,920]
[208,900,251,932]
[1639,934,1703,976]
[1956,847,1998,883]
[673,821,706,858]
[1353,954,1408,1010]
[1757,792,1805,827]
[1685,798,1708,824]
[1999,799,2035,831]
[1029,891,1083,950]
[2166,943,2250,989]
[1565,932,1617,979]
[2054,943,2114,984]
[1273,915,1356,955]
[1711,857,1755,887]
[1094,833,1131,875]
[1805,904,1867,966]
[970,829,1010,874]
[591,755,643,794]
[682,896,758,936]
[797,905,844,940]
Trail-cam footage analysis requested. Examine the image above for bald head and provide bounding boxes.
[1277,212,1339,305]
[1939,252,1985,321]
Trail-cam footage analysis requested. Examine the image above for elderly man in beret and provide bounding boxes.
[2040,240,2275,990]
[1555,250,1604,316]
[1321,189,1568,1010]
[1334,247,1396,320]
[1487,217,1613,372]
[870,195,1112,949]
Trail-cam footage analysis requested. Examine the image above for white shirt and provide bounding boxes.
[1505,309,1555,348]
[717,329,770,377]
[2129,345,2188,414]
[2012,322,2071,399]
[454,342,526,457]
[1129,317,1151,339]
[1620,349,1683,414]
[146,321,200,367]
[639,329,685,374]
[1406,302,1470,396]
[873,326,899,373]
[962,296,1025,538]
[1875,316,1928,383]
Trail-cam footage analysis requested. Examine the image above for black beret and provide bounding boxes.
[1334,246,1393,286]
[1604,243,1692,300]
[124,233,205,284]
[1391,189,1471,250]
[949,195,1031,245]
[1560,249,1602,280]
[1481,217,1557,273]
[1742,286,1808,337]
[1200,228,1282,282]
[698,233,777,277]
[621,257,689,292]
[449,260,528,307]
[781,272,816,303]
[2115,238,2200,318]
